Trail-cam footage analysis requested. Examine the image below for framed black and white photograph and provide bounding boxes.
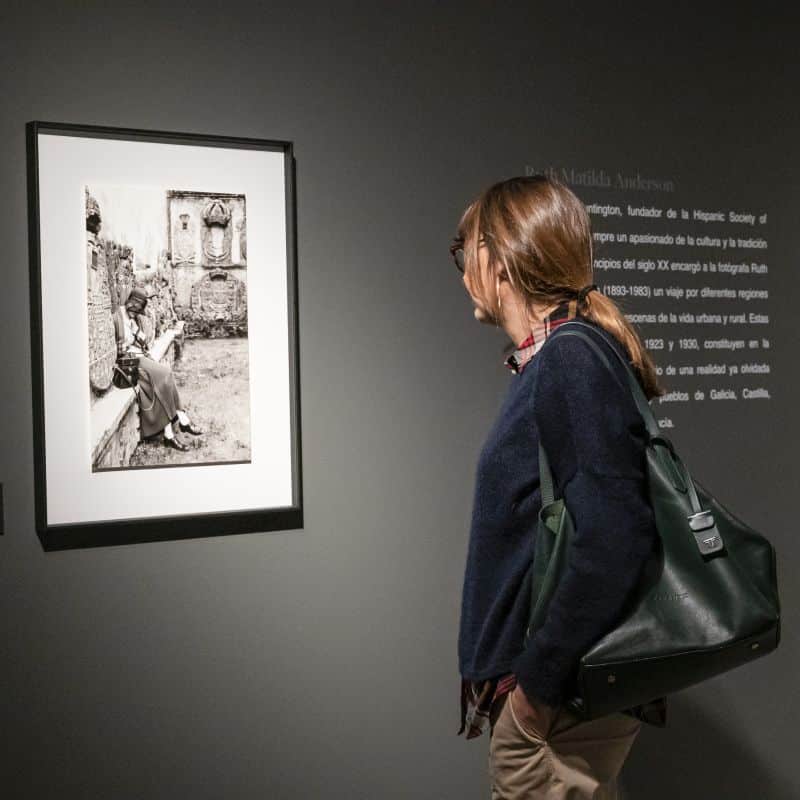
[26,120,302,550]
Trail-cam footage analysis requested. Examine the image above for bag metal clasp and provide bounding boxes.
[687,509,724,555]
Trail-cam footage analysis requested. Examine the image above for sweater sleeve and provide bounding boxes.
[510,332,658,708]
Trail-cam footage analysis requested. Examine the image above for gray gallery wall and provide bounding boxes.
[1,3,798,798]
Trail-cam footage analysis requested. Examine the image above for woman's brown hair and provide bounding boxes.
[454,174,665,400]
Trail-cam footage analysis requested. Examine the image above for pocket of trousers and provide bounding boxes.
[507,688,559,742]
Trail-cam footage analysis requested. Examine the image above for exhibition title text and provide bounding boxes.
[527,165,676,192]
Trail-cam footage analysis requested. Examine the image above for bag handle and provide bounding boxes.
[537,320,707,518]
[548,320,661,439]
[538,319,646,507]
[539,441,557,507]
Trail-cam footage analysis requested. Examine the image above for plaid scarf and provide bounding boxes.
[503,299,580,375]
[458,673,517,739]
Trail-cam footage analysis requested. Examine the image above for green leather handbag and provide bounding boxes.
[525,319,781,721]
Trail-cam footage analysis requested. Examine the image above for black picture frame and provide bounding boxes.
[26,120,303,550]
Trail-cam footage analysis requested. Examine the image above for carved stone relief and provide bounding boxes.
[87,236,116,393]
[237,215,247,263]
[173,212,197,265]
[201,198,233,267]
[185,268,248,337]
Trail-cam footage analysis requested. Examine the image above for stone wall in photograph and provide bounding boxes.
[87,189,182,397]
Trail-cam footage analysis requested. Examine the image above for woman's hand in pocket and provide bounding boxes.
[509,684,560,740]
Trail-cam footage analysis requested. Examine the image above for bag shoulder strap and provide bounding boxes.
[537,320,659,507]
[538,320,707,514]
[544,320,661,439]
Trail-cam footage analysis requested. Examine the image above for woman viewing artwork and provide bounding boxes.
[454,175,668,799]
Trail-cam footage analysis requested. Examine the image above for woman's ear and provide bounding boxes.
[501,266,516,290]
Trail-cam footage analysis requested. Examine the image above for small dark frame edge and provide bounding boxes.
[25,120,304,551]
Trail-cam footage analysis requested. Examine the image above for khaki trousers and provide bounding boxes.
[488,691,642,799]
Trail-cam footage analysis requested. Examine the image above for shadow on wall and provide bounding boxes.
[623,692,792,799]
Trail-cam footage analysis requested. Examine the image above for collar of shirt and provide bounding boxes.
[503,298,580,375]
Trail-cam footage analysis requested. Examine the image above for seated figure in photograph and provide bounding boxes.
[113,286,202,451]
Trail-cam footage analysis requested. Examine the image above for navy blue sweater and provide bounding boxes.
[457,315,659,708]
